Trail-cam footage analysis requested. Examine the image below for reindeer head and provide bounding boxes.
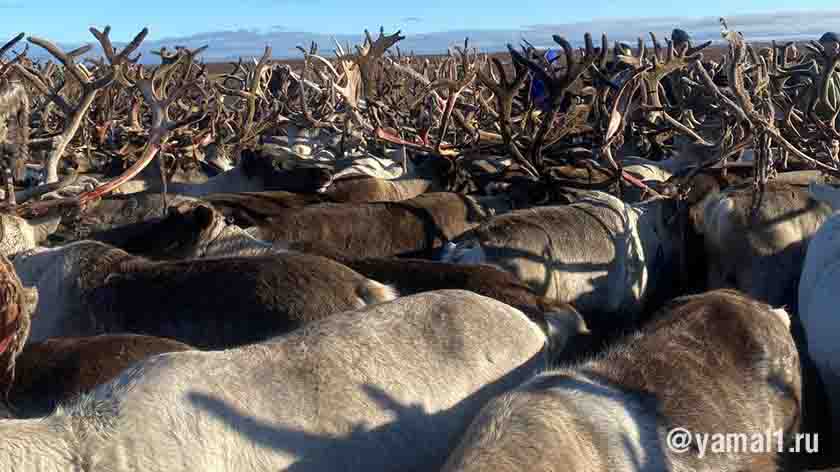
[0,253,37,405]
[153,202,227,259]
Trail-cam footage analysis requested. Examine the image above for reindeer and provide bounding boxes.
[0,290,567,471]
[442,191,685,335]
[442,290,801,472]
[12,239,398,347]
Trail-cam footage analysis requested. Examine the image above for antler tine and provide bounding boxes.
[521,37,535,50]
[650,32,662,58]
[685,40,712,58]
[491,57,509,87]
[638,37,646,62]
[648,33,660,67]
[9,62,69,112]
[584,32,594,58]
[71,77,194,206]
[605,66,647,143]
[0,53,25,80]
[453,38,475,77]
[599,33,609,69]
[691,59,749,123]
[332,36,345,57]
[0,34,28,81]
[472,45,538,176]
[308,52,341,79]
[803,42,823,58]
[483,47,528,92]
[363,29,375,48]
[732,38,748,64]
[151,57,181,90]
[9,26,152,191]
[520,38,536,58]
[507,47,544,86]
[88,26,115,62]
[512,32,603,169]
[116,27,149,63]
[66,45,93,60]
[803,36,840,116]
[234,56,246,74]
[26,36,91,86]
[781,41,797,65]
[0,33,25,60]
[552,35,575,73]
[87,27,149,88]
[150,44,207,91]
[747,44,761,65]
[183,45,208,62]
[240,45,272,140]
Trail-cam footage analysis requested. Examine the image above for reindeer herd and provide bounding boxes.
[1,16,840,471]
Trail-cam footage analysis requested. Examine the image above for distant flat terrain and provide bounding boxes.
[202,44,740,77]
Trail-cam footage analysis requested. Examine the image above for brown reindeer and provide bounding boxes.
[443,290,801,472]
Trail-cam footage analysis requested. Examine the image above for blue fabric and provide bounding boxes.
[526,49,562,111]
[530,77,552,111]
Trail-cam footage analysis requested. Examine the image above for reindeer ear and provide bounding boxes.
[424,155,454,179]
[167,200,196,219]
[528,183,552,206]
[192,205,216,229]
[312,167,334,190]
[21,287,38,311]
[659,197,686,232]
[239,148,263,179]
[29,215,61,244]
[538,301,592,363]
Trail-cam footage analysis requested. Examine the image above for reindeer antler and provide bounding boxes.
[13,27,147,183]
[476,55,537,176]
[507,33,607,169]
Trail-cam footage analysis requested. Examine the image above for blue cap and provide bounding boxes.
[545,49,561,63]
[820,32,840,44]
[672,28,691,44]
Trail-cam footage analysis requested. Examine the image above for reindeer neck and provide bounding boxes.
[168,166,262,197]
[199,224,282,258]
[634,201,667,269]
[467,194,515,219]
[0,215,37,259]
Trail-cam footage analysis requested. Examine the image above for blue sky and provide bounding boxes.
[1,0,836,41]
[2,1,839,60]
